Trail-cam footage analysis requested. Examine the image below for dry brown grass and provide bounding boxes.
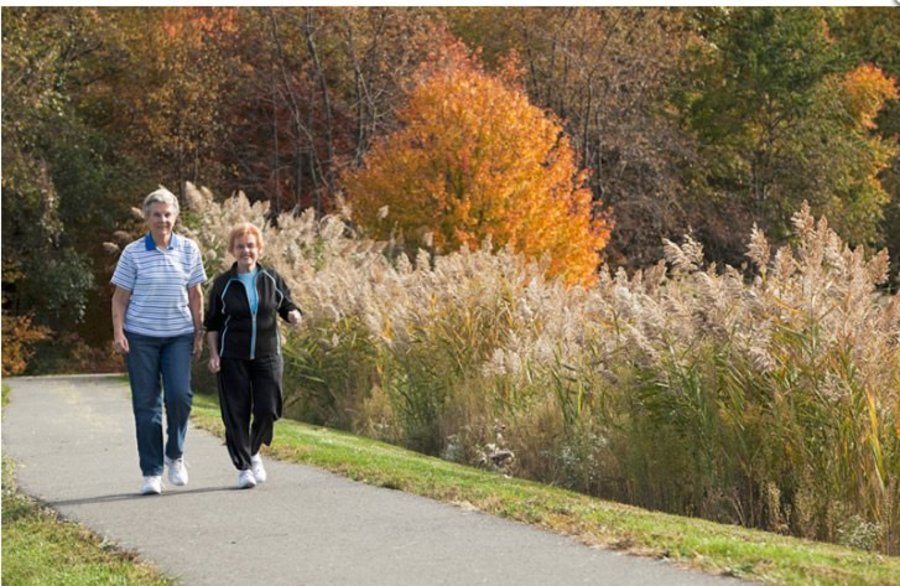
[185,185,899,554]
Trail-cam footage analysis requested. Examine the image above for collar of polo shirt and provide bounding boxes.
[144,232,181,252]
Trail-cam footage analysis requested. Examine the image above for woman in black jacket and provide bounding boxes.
[204,223,301,489]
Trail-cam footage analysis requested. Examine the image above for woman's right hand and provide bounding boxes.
[207,355,221,374]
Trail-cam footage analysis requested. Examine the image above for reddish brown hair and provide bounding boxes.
[228,223,264,254]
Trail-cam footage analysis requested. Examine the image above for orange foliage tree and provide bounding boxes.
[840,63,898,130]
[1,312,50,376]
[342,55,611,286]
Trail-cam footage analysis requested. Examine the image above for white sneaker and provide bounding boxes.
[238,469,257,489]
[165,456,188,486]
[250,453,267,483]
[140,475,163,495]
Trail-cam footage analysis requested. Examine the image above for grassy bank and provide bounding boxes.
[1,383,172,586]
[191,393,900,585]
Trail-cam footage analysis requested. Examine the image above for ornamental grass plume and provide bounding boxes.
[186,185,899,554]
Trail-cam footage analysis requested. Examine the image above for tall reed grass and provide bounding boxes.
[185,184,899,554]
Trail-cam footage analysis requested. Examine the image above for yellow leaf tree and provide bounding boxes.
[343,55,611,286]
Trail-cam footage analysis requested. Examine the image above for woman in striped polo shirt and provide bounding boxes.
[111,187,207,495]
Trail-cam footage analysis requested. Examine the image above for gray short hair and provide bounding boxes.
[143,186,180,218]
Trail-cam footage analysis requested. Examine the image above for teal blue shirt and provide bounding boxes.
[237,269,259,314]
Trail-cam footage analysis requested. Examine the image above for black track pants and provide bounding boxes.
[217,354,283,471]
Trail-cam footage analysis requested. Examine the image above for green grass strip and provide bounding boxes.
[1,383,172,586]
[2,459,172,586]
[191,393,900,585]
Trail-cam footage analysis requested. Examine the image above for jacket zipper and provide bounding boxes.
[224,272,259,360]
[249,271,258,360]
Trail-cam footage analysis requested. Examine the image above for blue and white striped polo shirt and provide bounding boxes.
[111,233,207,337]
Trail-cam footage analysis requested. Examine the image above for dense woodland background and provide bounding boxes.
[2,7,897,373]
[3,8,900,554]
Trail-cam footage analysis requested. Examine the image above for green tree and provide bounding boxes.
[680,8,897,263]
[830,7,900,287]
[2,8,101,328]
[2,8,152,364]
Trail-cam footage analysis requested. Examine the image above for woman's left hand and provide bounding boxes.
[193,331,204,360]
[287,310,302,326]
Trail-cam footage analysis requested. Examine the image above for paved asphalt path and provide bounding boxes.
[3,375,745,585]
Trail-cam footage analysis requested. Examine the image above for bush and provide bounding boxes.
[1,312,50,376]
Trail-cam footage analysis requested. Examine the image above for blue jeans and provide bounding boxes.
[125,331,194,476]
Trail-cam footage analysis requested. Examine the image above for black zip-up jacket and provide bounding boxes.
[204,263,300,360]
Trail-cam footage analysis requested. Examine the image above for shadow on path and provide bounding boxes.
[47,485,236,507]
